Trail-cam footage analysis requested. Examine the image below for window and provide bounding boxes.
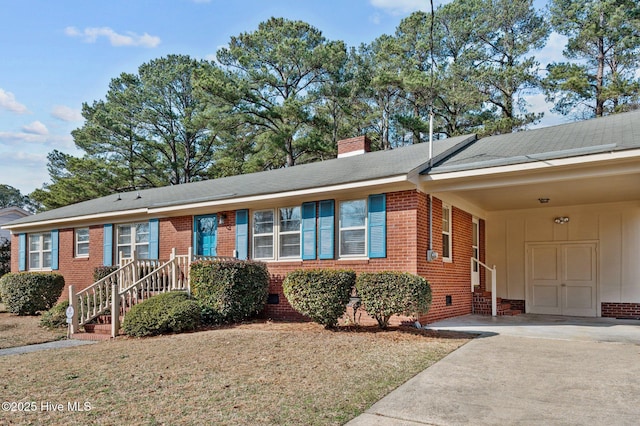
[279,207,301,258]
[442,203,452,261]
[339,199,367,257]
[252,207,302,260]
[253,210,274,259]
[75,228,89,257]
[117,223,150,261]
[29,232,52,270]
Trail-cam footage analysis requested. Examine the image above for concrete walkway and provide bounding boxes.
[347,314,640,426]
[0,339,96,357]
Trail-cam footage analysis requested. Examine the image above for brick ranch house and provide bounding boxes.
[4,110,640,336]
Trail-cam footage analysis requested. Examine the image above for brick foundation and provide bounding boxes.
[601,302,640,320]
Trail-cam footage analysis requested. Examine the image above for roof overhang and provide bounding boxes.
[420,148,640,212]
[2,175,415,232]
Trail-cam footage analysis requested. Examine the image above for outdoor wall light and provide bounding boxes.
[538,198,550,204]
[554,216,570,224]
[218,213,227,225]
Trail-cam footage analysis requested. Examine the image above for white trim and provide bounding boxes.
[28,232,52,271]
[338,149,365,158]
[442,203,452,262]
[3,208,149,231]
[149,176,408,214]
[74,227,90,258]
[423,149,640,185]
[339,198,368,258]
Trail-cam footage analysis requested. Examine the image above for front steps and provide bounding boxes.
[72,315,119,340]
[473,290,522,316]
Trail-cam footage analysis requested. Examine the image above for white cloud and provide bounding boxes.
[51,105,83,122]
[369,13,382,25]
[65,26,161,48]
[0,151,49,194]
[534,32,568,68]
[370,0,430,15]
[21,121,49,136]
[0,88,29,114]
[0,131,46,146]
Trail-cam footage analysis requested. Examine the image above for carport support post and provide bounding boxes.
[491,265,497,317]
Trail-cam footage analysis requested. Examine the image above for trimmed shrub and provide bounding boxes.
[282,269,356,328]
[0,272,65,315]
[356,272,431,329]
[40,300,70,329]
[190,260,269,324]
[93,265,118,282]
[121,292,200,337]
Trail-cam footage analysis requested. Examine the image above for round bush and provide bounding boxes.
[40,300,70,329]
[356,272,431,329]
[121,292,201,337]
[190,260,269,324]
[282,269,355,328]
[0,272,65,315]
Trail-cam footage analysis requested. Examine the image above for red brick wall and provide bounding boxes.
[55,226,106,300]
[417,195,475,324]
[260,190,422,324]
[601,302,640,319]
[159,216,192,259]
[10,190,479,325]
[10,226,106,301]
[216,211,236,257]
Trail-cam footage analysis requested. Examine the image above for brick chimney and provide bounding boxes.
[337,136,371,158]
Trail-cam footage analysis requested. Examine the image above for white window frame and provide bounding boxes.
[442,203,452,262]
[75,227,90,258]
[278,206,302,259]
[28,232,52,271]
[472,218,479,286]
[252,209,275,260]
[252,207,303,261]
[116,223,150,262]
[339,199,367,258]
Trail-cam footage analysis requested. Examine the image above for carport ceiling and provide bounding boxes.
[438,172,640,211]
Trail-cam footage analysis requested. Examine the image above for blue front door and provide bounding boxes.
[194,215,217,257]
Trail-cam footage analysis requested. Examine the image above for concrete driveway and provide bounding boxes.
[347,314,640,426]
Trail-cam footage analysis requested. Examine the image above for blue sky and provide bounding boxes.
[0,0,565,195]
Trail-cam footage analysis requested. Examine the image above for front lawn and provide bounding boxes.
[0,303,66,349]
[0,321,472,425]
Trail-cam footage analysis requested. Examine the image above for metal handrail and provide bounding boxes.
[471,257,497,316]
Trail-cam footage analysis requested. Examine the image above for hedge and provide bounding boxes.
[190,259,269,324]
[121,292,200,337]
[356,272,431,329]
[0,272,65,315]
[282,269,356,328]
[40,300,70,329]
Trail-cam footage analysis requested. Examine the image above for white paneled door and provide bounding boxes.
[526,242,598,317]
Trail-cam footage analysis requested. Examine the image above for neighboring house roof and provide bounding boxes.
[0,207,31,240]
[427,109,640,174]
[3,134,476,228]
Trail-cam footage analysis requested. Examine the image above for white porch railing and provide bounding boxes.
[471,257,497,317]
[69,247,241,338]
[111,248,191,337]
